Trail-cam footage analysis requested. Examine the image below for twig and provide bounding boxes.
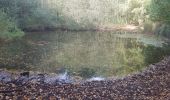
[0,89,22,93]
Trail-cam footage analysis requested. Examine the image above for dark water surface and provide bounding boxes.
[0,31,170,77]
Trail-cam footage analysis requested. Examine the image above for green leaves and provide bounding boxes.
[0,11,24,40]
[149,0,170,22]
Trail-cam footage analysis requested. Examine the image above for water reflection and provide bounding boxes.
[0,31,169,77]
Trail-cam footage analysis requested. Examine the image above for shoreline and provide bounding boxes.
[0,56,170,99]
[22,24,140,33]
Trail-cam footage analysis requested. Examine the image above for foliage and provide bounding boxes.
[149,0,170,23]
[155,24,170,38]
[0,0,139,31]
[148,0,170,38]
[0,0,169,32]
[125,0,170,38]
[126,0,150,25]
[0,11,24,40]
[0,0,58,30]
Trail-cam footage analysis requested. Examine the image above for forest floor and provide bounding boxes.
[0,56,170,99]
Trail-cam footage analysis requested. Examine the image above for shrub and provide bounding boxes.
[0,11,24,40]
[126,0,150,25]
[149,0,170,22]
[156,24,170,38]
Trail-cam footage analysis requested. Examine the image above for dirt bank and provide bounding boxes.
[23,24,140,33]
[0,57,170,99]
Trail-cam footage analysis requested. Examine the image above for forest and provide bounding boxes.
[0,0,170,99]
[0,0,170,38]
[0,0,170,76]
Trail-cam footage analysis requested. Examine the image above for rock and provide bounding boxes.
[0,71,11,83]
[20,72,29,78]
[87,77,105,82]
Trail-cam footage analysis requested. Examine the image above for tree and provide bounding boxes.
[149,0,170,23]
[149,0,170,38]
[0,11,24,40]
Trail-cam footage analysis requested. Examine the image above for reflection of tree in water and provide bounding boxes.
[0,31,170,77]
[143,43,170,65]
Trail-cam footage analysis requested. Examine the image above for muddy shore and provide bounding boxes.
[0,57,170,99]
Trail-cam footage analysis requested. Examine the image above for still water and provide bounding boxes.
[0,31,169,77]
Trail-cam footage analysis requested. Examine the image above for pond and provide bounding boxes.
[0,31,170,78]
